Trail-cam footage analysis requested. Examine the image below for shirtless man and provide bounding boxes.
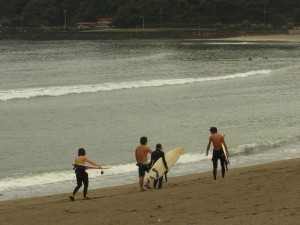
[206,127,229,180]
[135,136,153,191]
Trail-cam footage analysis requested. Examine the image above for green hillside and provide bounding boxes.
[0,0,299,30]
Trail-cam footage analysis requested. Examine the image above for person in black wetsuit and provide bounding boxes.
[150,144,168,189]
[69,148,101,201]
[206,127,229,180]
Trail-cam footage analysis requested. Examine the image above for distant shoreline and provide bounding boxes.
[0,28,223,40]
[1,29,297,41]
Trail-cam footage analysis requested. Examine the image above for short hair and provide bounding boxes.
[78,148,86,156]
[140,136,148,145]
[156,143,162,149]
[210,127,218,133]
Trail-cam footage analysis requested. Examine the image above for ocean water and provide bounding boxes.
[0,39,299,201]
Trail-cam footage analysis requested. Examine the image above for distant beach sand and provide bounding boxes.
[0,158,299,225]
[223,34,300,42]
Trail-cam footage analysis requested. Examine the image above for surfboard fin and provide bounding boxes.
[225,159,230,170]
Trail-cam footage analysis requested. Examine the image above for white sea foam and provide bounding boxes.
[205,42,252,45]
[231,135,300,154]
[177,152,206,164]
[0,171,73,192]
[0,70,271,101]
[0,163,136,192]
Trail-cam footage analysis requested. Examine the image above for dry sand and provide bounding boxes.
[223,34,300,42]
[0,158,299,225]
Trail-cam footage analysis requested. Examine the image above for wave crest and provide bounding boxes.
[0,70,271,101]
[231,135,300,154]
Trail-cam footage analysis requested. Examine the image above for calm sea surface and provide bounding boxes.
[0,39,299,201]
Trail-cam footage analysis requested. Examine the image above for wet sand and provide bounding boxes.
[0,158,299,225]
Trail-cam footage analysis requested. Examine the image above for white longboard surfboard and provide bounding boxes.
[72,164,111,169]
[222,143,228,161]
[222,134,230,170]
[148,147,184,181]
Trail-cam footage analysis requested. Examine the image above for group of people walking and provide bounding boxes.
[70,127,229,200]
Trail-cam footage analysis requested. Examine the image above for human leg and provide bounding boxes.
[139,176,145,190]
[82,172,89,198]
[70,170,84,200]
[158,176,163,189]
[220,157,225,178]
[138,163,151,190]
[212,159,218,180]
[153,179,158,189]
[144,178,152,189]
[138,164,146,191]
[73,171,83,194]
[212,152,218,180]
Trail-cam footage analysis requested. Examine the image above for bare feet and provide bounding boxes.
[144,184,152,190]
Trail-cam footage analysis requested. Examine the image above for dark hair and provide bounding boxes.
[156,143,162,149]
[140,136,148,145]
[78,148,86,156]
[210,127,218,133]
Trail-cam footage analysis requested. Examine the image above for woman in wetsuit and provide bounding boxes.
[69,148,101,201]
[150,143,168,189]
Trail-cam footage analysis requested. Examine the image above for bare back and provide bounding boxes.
[209,133,224,150]
[135,145,152,163]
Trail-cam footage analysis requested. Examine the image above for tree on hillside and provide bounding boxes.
[0,0,27,26]
[23,0,60,27]
[59,0,81,25]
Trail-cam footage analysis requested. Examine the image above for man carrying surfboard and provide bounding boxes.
[135,136,153,191]
[149,143,168,189]
[206,127,229,180]
[69,148,102,201]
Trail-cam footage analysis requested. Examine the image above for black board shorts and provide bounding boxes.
[137,163,149,177]
[212,149,225,161]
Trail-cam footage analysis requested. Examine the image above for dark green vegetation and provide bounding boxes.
[0,0,299,30]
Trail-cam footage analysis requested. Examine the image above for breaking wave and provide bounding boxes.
[0,70,271,101]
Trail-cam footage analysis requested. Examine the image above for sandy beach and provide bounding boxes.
[0,158,299,225]
[223,33,300,42]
